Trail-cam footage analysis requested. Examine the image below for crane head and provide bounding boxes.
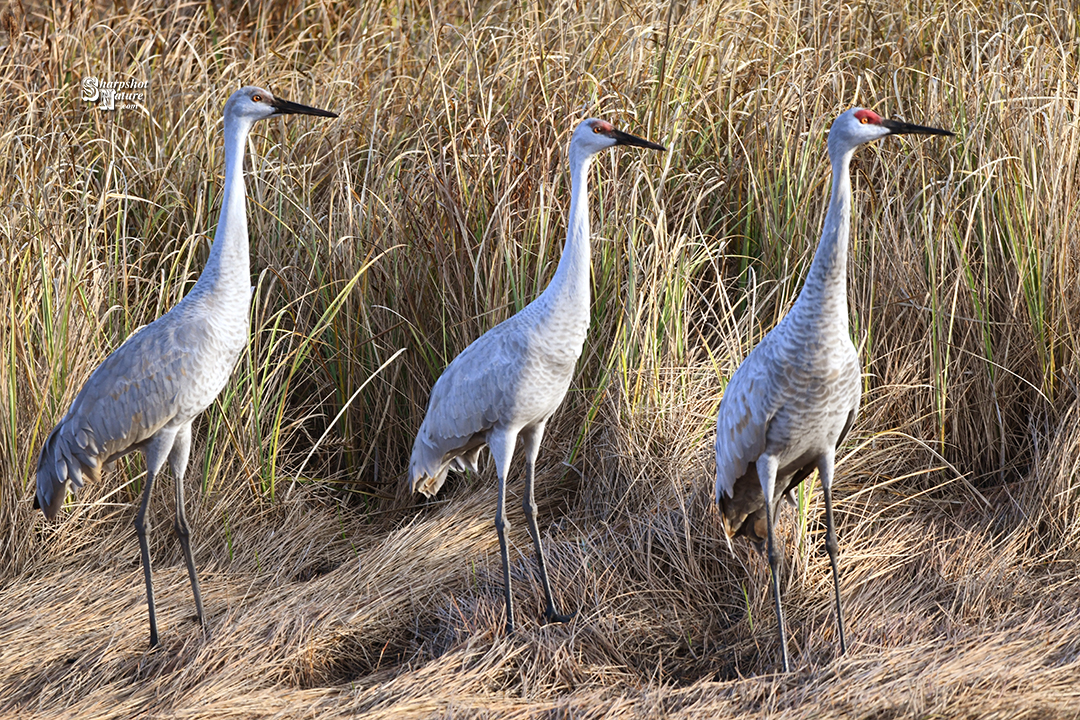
[828,107,952,158]
[224,86,338,125]
[571,118,666,155]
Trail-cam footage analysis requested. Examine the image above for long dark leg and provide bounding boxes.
[520,422,573,624]
[489,428,518,634]
[757,453,790,672]
[170,422,204,628]
[819,451,847,655]
[134,463,159,647]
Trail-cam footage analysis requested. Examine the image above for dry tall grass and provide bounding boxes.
[2,0,1080,717]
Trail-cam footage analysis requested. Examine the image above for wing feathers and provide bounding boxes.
[408,319,528,495]
[35,314,217,517]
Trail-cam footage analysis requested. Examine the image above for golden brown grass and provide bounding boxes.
[2,0,1080,717]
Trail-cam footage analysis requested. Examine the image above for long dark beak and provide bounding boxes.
[880,118,953,137]
[610,128,667,152]
[270,95,338,118]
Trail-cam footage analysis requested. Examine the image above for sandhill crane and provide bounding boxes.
[409,118,665,633]
[715,108,951,671]
[34,86,336,647]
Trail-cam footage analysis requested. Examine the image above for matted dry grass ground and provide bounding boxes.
[2,0,1080,717]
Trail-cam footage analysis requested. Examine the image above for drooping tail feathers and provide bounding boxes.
[35,419,101,519]
[408,439,452,498]
[408,439,483,499]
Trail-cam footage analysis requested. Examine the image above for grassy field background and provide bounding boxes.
[2,0,1080,716]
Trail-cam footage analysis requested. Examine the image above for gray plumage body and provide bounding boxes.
[714,153,860,546]
[35,248,251,517]
[714,108,952,671]
[34,86,337,647]
[409,118,665,632]
[409,265,589,498]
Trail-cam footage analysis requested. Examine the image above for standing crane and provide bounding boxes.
[409,118,665,633]
[714,108,951,671]
[34,86,337,648]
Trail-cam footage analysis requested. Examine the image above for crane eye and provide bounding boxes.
[592,126,601,133]
[860,116,869,124]
[252,94,262,103]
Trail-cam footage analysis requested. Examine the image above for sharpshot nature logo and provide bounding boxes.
[81,77,148,111]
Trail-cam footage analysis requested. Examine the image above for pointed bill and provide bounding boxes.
[270,96,338,118]
[610,128,666,151]
[880,118,953,137]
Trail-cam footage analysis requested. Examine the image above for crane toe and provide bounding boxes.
[543,607,576,625]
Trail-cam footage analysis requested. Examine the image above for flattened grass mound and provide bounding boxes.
[1,0,1079,717]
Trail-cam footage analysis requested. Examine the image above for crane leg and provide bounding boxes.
[520,423,574,625]
[757,453,790,672]
[170,422,205,629]
[489,429,518,634]
[134,430,178,649]
[134,464,159,648]
[819,451,847,655]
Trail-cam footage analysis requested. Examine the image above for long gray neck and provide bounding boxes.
[539,143,592,314]
[791,148,853,326]
[191,114,253,304]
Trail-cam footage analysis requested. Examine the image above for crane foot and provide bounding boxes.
[543,608,577,625]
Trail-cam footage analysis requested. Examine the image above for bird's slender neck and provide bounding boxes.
[195,114,253,302]
[542,143,593,311]
[792,147,853,325]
